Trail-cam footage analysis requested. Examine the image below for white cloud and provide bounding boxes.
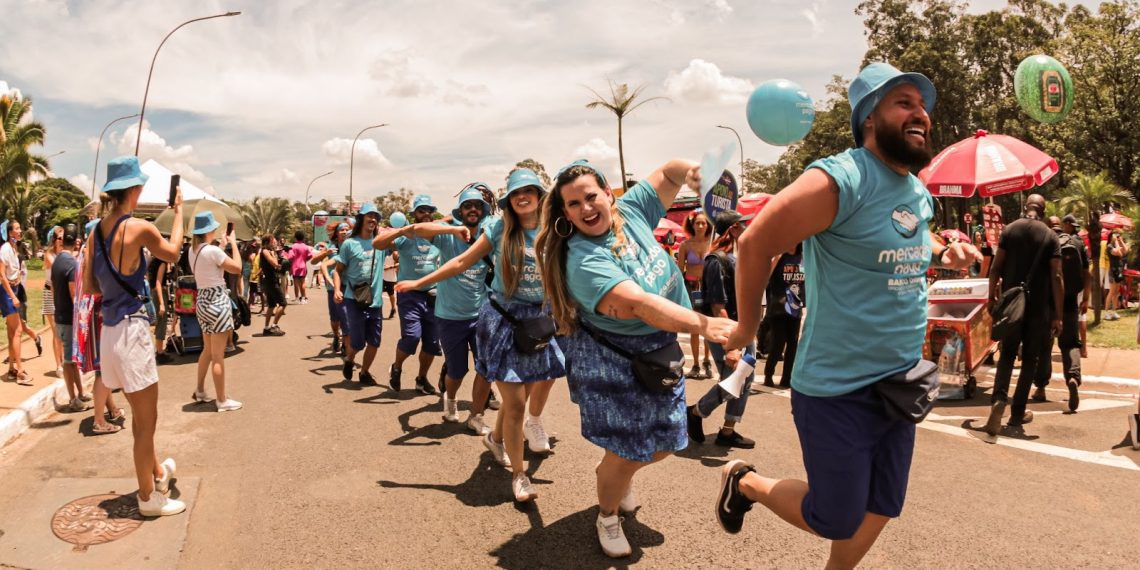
[115,121,214,192]
[664,59,754,104]
[321,138,392,169]
[68,174,93,194]
[0,80,21,100]
[571,138,621,185]
[241,168,301,187]
[708,0,734,18]
[802,3,824,38]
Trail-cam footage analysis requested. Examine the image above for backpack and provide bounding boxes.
[701,250,735,316]
[1057,233,1084,297]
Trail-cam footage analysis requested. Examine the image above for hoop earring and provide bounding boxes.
[554,217,574,238]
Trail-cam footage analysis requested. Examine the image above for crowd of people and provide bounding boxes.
[6,61,1139,565]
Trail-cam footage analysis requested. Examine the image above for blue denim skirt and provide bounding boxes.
[475,298,565,383]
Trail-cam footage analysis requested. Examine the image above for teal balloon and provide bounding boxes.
[1014,54,1073,124]
[746,79,815,146]
[389,212,408,228]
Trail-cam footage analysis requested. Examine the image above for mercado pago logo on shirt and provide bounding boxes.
[890,205,920,238]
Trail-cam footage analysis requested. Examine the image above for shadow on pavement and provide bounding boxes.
[674,441,732,467]
[377,454,520,507]
[962,420,1040,442]
[181,401,218,414]
[321,377,363,393]
[388,401,453,446]
[488,506,663,569]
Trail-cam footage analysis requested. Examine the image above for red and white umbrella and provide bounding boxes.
[938,229,971,243]
[654,217,684,239]
[1099,212,1133,230]
[736,193,773,218]
[919,130,1059,198]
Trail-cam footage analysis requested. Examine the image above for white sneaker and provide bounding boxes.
[596,512,632,558]
[512,472,537,502]
[137,492,186,517]
[216,399,243,412]
[523,415,551,453]
[442,395,460,423]
[619,484,640,514]
[482,433,511,468]
[466,413,491,435]
[155,457,176,494]
[192,391,215,403]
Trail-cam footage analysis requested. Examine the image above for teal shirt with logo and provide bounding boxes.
[394,232,441,291]
[567,180,691,336]
[483,217,545,304]
[338,237,387,309]
[795,147,934,397]
[433,220,490,320]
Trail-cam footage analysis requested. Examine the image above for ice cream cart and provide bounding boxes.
[923,278,999,399]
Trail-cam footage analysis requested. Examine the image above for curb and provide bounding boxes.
[0,372,95,448]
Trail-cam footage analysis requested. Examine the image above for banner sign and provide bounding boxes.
[703,170,739,220]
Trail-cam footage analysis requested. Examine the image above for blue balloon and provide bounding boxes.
[389,212,408,228]
[746,79,815,146]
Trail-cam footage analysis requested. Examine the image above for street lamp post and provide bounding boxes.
[348,123,388,214]
[304,171,334,217]
[716,125,746,193]
[135,11,241,155]
[91,113,140,199]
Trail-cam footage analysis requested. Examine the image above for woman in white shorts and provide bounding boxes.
[189,212,243,412]
[84,156,186,517]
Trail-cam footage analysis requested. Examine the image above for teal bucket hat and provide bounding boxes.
[102,155,150,193]
[358,202,381,218]
[411,194,437,213]
[554,159,609,188]
[453,183,491,220]
[192,211,221,235]
[499,168,546,210]
[848,62,936,148]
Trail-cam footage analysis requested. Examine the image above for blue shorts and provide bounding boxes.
[326,289,349,336]
[438,317,479,381]
[56,322,75,363]
[343,299,382,351]
[791,385,916,540]
[396,290,441,356]
[0,284,20,317]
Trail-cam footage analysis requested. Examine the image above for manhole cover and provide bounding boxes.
[51,493,145,547]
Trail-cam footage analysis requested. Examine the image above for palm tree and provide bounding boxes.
[1058,172,1136,323]
[233,197,293,238]
[585,81,666,188]
[0,95,48,200]
[0,182,48,231]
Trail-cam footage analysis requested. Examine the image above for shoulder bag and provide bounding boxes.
[490,297,555,354]
[352,247,377,305]
[580,322,685,394]
[989,236,1050,341]
[873,359,940,423]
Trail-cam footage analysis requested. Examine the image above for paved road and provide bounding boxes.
[1,300,1138,568]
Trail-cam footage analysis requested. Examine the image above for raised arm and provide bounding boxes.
[219,234,242,275]
[596,280,734,343]
[643,159,700,211]
[142,190,184,263]
[394,234,491,293]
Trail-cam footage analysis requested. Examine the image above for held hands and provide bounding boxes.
[333,290,344,304]
[394,280,419,294]
[451,225,471,242]
[941,242,982,271]
[700,316,736,345]
[724,324,754,352]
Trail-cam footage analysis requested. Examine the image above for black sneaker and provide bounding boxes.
[1008,410,1034,426]
[762,377,775,388]
[342,359,354,380]
[389,365,402,392]
[155,353,173,365]
[702,360,714,380]
[359,371,379,387]
[716,460,756,534]
[332,336,341,354]
[686,405,705,443]
[486,390,501,411]
[416,376,439,396]
[1031,386,1047,402]
[715,430,756,449]
[1066,379,1080,412]
[687,364,703,380]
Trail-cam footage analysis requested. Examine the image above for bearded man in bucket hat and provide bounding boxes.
[713,63,981,567]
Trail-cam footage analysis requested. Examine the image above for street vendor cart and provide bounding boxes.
[923,278,999,399]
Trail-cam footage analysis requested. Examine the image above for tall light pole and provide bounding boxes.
[348,123,388,214]
[135,11,241,155]
[92,113,140,199]
[717,124,746,193]
[304,171,334,217]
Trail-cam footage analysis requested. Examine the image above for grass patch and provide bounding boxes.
[0,268,48,349]
[1086,307,1139,350]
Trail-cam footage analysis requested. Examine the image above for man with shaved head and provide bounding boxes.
[985,193,1062,436]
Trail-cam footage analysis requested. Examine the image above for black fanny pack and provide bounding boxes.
[581,323,684,394]
[490,297,555,354]
[873,360,940,423]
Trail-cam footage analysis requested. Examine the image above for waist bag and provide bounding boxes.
[490,297,555,354]
[873,360,940,423]
[352,250,378,305]
[581,323,684,394]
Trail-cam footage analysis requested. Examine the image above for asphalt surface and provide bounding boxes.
[1,299,1138,568]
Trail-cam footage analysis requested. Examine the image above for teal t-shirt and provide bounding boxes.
[483,216,544,304]
[795,147,934,397]
[432,220,490,320]
[337,236,387,309]
[393,232,441,291]
[567,180,691,336]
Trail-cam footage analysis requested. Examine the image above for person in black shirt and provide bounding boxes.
[763,243,805,387]
[985,194,1062,436]
[686,211,757,449]
[259,234,287,335]
[52,225,88,411]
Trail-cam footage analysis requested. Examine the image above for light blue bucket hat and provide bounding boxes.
[453,183,491,220]
[499,168,546,210]
[411,194,437,213]
[358,202,381,218]
[102,155,150,193]
[848,62,936,148]
[192,211,221,235]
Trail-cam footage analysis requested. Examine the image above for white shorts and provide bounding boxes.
[99,313,159,394]
[1077,292,1087,322]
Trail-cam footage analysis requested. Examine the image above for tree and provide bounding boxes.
[372,188,414,224]
[585,81,667,186]
[1,94,48,202]
[233,197,293,238]
[29,177,88,238]
[514,158,552,187]
[1058,171,1136,322]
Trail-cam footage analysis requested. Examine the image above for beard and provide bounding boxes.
[873,114,934,171]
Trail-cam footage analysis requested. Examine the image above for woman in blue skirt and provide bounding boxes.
[536,159,734,558]
[396,168,565,504]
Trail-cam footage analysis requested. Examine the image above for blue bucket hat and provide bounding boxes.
[192,211,221,235]
[848,62,936,148]
[553,159,609,191]
[411,194,437,214]
[358,202,381,219]
[499,168,546,210]
[453,183,491,220]
[102,155,150,193]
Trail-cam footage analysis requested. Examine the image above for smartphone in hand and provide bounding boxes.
[168,174,181,207]
[226,222,234,236]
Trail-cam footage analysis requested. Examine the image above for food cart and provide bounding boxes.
[923,278,999,399]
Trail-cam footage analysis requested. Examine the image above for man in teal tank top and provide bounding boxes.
[712,63,981,568]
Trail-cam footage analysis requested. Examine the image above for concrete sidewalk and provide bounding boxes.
[0,326,95,447]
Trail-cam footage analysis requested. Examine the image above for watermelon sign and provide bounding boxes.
[1014,55,1073,124]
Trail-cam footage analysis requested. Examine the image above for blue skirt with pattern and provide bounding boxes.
[562,326,688,462]
[475,298,565,384]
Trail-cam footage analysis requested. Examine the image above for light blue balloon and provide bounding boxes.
[746,79,816,146]
[389,212,408,228]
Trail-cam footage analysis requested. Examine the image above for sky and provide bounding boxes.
[2,0,1027,209]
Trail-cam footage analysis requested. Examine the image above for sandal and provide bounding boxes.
[91,423,122,435]
[105,408,126,423]
[15,371,32,386]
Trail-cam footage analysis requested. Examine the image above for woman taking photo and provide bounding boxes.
[675,210,713,378]
[396,168,564,504]
[536,159,734,558]
[188,212,243,411]
[84,156,185,516]
[1104,230,1129,321]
